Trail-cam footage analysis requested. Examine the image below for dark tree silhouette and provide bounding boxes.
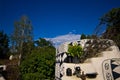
[0,31,9,58]
[94,8,120,48]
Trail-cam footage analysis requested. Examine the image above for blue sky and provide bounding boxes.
[0,0,120,45]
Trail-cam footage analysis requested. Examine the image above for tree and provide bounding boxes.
[11,15,33,59]
[0,31,9,58]
[99,8,120,48]
[20,46,56,80]
[80,34,86,39]
[20,38,55,80]
[80,34,97,39]
[35,38,53,47]
[22,41,34,60]
[100,8,120,27]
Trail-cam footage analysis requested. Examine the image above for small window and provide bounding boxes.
[86,72,98,78]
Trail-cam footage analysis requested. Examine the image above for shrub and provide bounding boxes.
[67,44,83,58]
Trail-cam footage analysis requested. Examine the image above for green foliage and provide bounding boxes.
[0,31,9,58]
[35,38,53,47]
[80,34,97,39]
[68,44,83,57]
[86,35,91,39]
[100,8,120,49]
[100,8,120,27]
[20,46,56,80]
[22,73,41,80]
[80,34,86,39]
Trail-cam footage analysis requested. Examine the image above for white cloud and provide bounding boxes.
[45,33,81,47]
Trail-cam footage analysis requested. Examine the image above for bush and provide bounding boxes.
[68,44,83,58]
[20,46,55,80]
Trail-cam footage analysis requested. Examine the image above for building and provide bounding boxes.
[55,39,120,80]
